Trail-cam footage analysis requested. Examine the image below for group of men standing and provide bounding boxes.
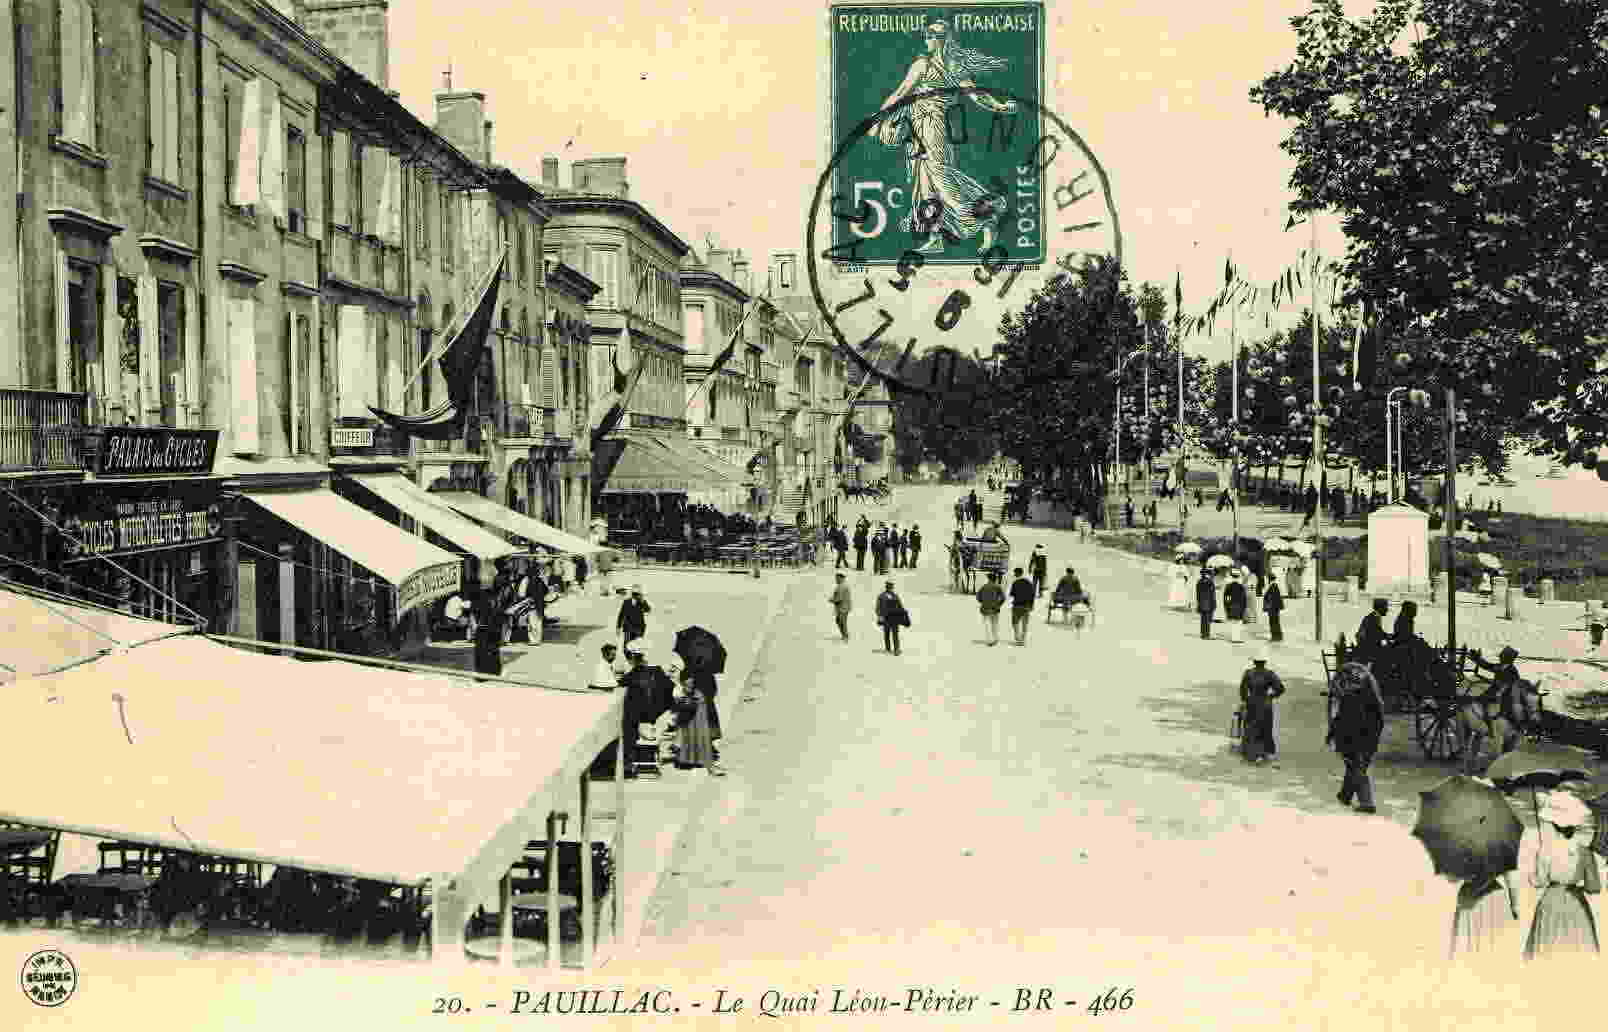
[955,490,984,531]
[836,516,922,574]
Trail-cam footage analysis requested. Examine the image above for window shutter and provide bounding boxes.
[183,284,199,428]
[362,145,385,236]
[230,297,259,454]
[53,250,71,391]
[137,275,159,415]
[337,305,369,418]
[305,130,324,239]
[60,0,87,143]
[232,78,262,207]
[385,316,404,410]
[99,271,121,417]
[541,348,557,408]
[386,154,402,245]
[162,48,179,181]
[260,80,285,218]
[147,43,165,176]
[328,130,348,229]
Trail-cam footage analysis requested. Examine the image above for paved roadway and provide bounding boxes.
[613,483,1602,1030]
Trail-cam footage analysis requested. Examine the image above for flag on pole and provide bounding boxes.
[1174,268,1183,318]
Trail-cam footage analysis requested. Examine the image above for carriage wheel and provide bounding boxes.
[1415,701,1463,762]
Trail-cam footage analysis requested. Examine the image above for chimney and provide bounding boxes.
[771,251,799,293]
[298,0,391,89]
[483,120,495,166]
[732,251,751,294]
[707,248,735,284]
[434,90,487,164]
[541,156,559,187]
[571,157,628,198]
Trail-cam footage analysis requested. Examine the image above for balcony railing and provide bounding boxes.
[505,404,577,440]
[720,426,743,441]
[0,388,87,472]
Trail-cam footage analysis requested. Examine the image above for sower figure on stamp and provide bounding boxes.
[866,18,1018,255]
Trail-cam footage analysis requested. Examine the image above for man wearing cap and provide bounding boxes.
[1327,661,1384,813]
[1028,545,1048,598]
[1224,569,1248,643]
[617,585,651,649]
[1195,568,1217,639]
[1239,649,1286,764]
[908,524,922,568]
[1008,566,1037,646]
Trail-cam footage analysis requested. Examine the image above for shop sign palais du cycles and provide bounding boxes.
[55,482,222,563]
[96,427,219,477]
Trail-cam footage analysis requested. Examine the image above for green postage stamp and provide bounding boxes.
[828,3,1046,267]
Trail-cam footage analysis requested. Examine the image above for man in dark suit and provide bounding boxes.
[853,521,868,571]
[1195,570,1217,640]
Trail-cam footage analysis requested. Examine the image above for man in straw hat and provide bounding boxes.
[1239,648,1286,764]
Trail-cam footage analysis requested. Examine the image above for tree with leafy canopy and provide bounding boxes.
[1250,0,1608,470]
[887,352,997,478]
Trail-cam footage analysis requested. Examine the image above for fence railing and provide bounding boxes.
[0,388,87,471]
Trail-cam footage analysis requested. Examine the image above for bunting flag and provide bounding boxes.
[1174,268,1183,322]
[684,290,767,415]
[369,249,506,439]
[1224,256,1235,288]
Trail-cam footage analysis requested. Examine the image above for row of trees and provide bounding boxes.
[980,0,1608,499]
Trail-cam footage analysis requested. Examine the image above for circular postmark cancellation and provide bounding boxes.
[20,948,77,1008]
[807,86,1123,404]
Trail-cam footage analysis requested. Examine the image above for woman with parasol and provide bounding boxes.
[1411,776,1525,960]
[670,665,724,777]
[1523,791,1600,958]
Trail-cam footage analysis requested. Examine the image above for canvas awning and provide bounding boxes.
[662,437,751,487]
[242,487,463,617]
[344,474,521,565]
[0,587,194,684]
[434,492,602,556]
[595,436,702,495]
[0,636,622,894]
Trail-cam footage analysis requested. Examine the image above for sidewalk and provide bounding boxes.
[413,564,792,964]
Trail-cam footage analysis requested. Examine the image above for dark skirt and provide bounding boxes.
[677,695,716,768]
[1241,699,1276,761]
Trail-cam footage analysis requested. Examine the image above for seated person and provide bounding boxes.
[1052,567,1086,605]
[1354,598,1390,665]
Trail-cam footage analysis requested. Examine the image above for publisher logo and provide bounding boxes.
[20,949,77,1007]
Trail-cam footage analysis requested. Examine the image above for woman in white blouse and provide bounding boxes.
[1524,792,1601,959]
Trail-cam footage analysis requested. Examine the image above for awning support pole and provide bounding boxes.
[579,771,594,970]
[546,811,560,972]
[498,869,514,969]
[614,701,626,948]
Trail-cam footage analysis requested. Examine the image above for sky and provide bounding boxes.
[388,0,1380,363]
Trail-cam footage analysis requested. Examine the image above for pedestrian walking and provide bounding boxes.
[1008,566,1036,646]
[853,521,868,571]
[617,584,651,649]
[908,524,922,567]
[470,586,505,675]
[955,498,966,529]
[976,570,1005,646]
[875,580,909,656]
[1326,661,1383,814]
[1224,570,1248,643]
[833,525,850,568]
[1523,792,1601,959]
[829,573,853,642]
[1263,577,1284,642]
[1195,569,1217,639]
[869,527,886,575]
[897,527,910,568]
[1124,498,1134,528]
[1238,649,1285,764]
[671,668,724,776]
[1028,545,1047,595]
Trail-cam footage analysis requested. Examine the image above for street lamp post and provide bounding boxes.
[1385,386,1410,503]
[1114,346,1149,520]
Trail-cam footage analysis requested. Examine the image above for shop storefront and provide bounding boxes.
[0,427,226,629]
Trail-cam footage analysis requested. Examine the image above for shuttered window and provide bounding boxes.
[147,43,179,182]
[286,127,306,233]
[329,130,349,229]
[59,0,97,146]
[541,348,557,408]
[229,297,259,454]
[337,305,370,418]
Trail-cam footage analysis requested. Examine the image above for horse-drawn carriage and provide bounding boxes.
[1320,636,1555,763]
[948,529,1010,592]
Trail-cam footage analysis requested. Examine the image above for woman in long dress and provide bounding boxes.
[866,18,1018,254]
[1450,871,1520,958]
[673,669,724,777]
[1167,561,1189,609]
[1524,792,1601,958]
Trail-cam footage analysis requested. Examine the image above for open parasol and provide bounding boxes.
[1287,540,1316,558]
[1476,552,1503,571]
[1412,775,1525,882]
[1173,541,1202,556]
[673,626,728,675]
[1205,554,1235,570]
[1484,744,1595,848]
[1263,537,1293,554]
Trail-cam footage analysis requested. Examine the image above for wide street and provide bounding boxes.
[612,482,1600,1029]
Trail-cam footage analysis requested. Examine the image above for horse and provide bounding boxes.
[1456,676,1545,776]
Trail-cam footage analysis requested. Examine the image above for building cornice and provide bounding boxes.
[545,261,600,302]
[139,234,200,264]
[543,195,692,259]
[47,207,123,242]
[678,268,749,305]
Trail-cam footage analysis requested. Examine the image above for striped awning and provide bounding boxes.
[595,437,702,495]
